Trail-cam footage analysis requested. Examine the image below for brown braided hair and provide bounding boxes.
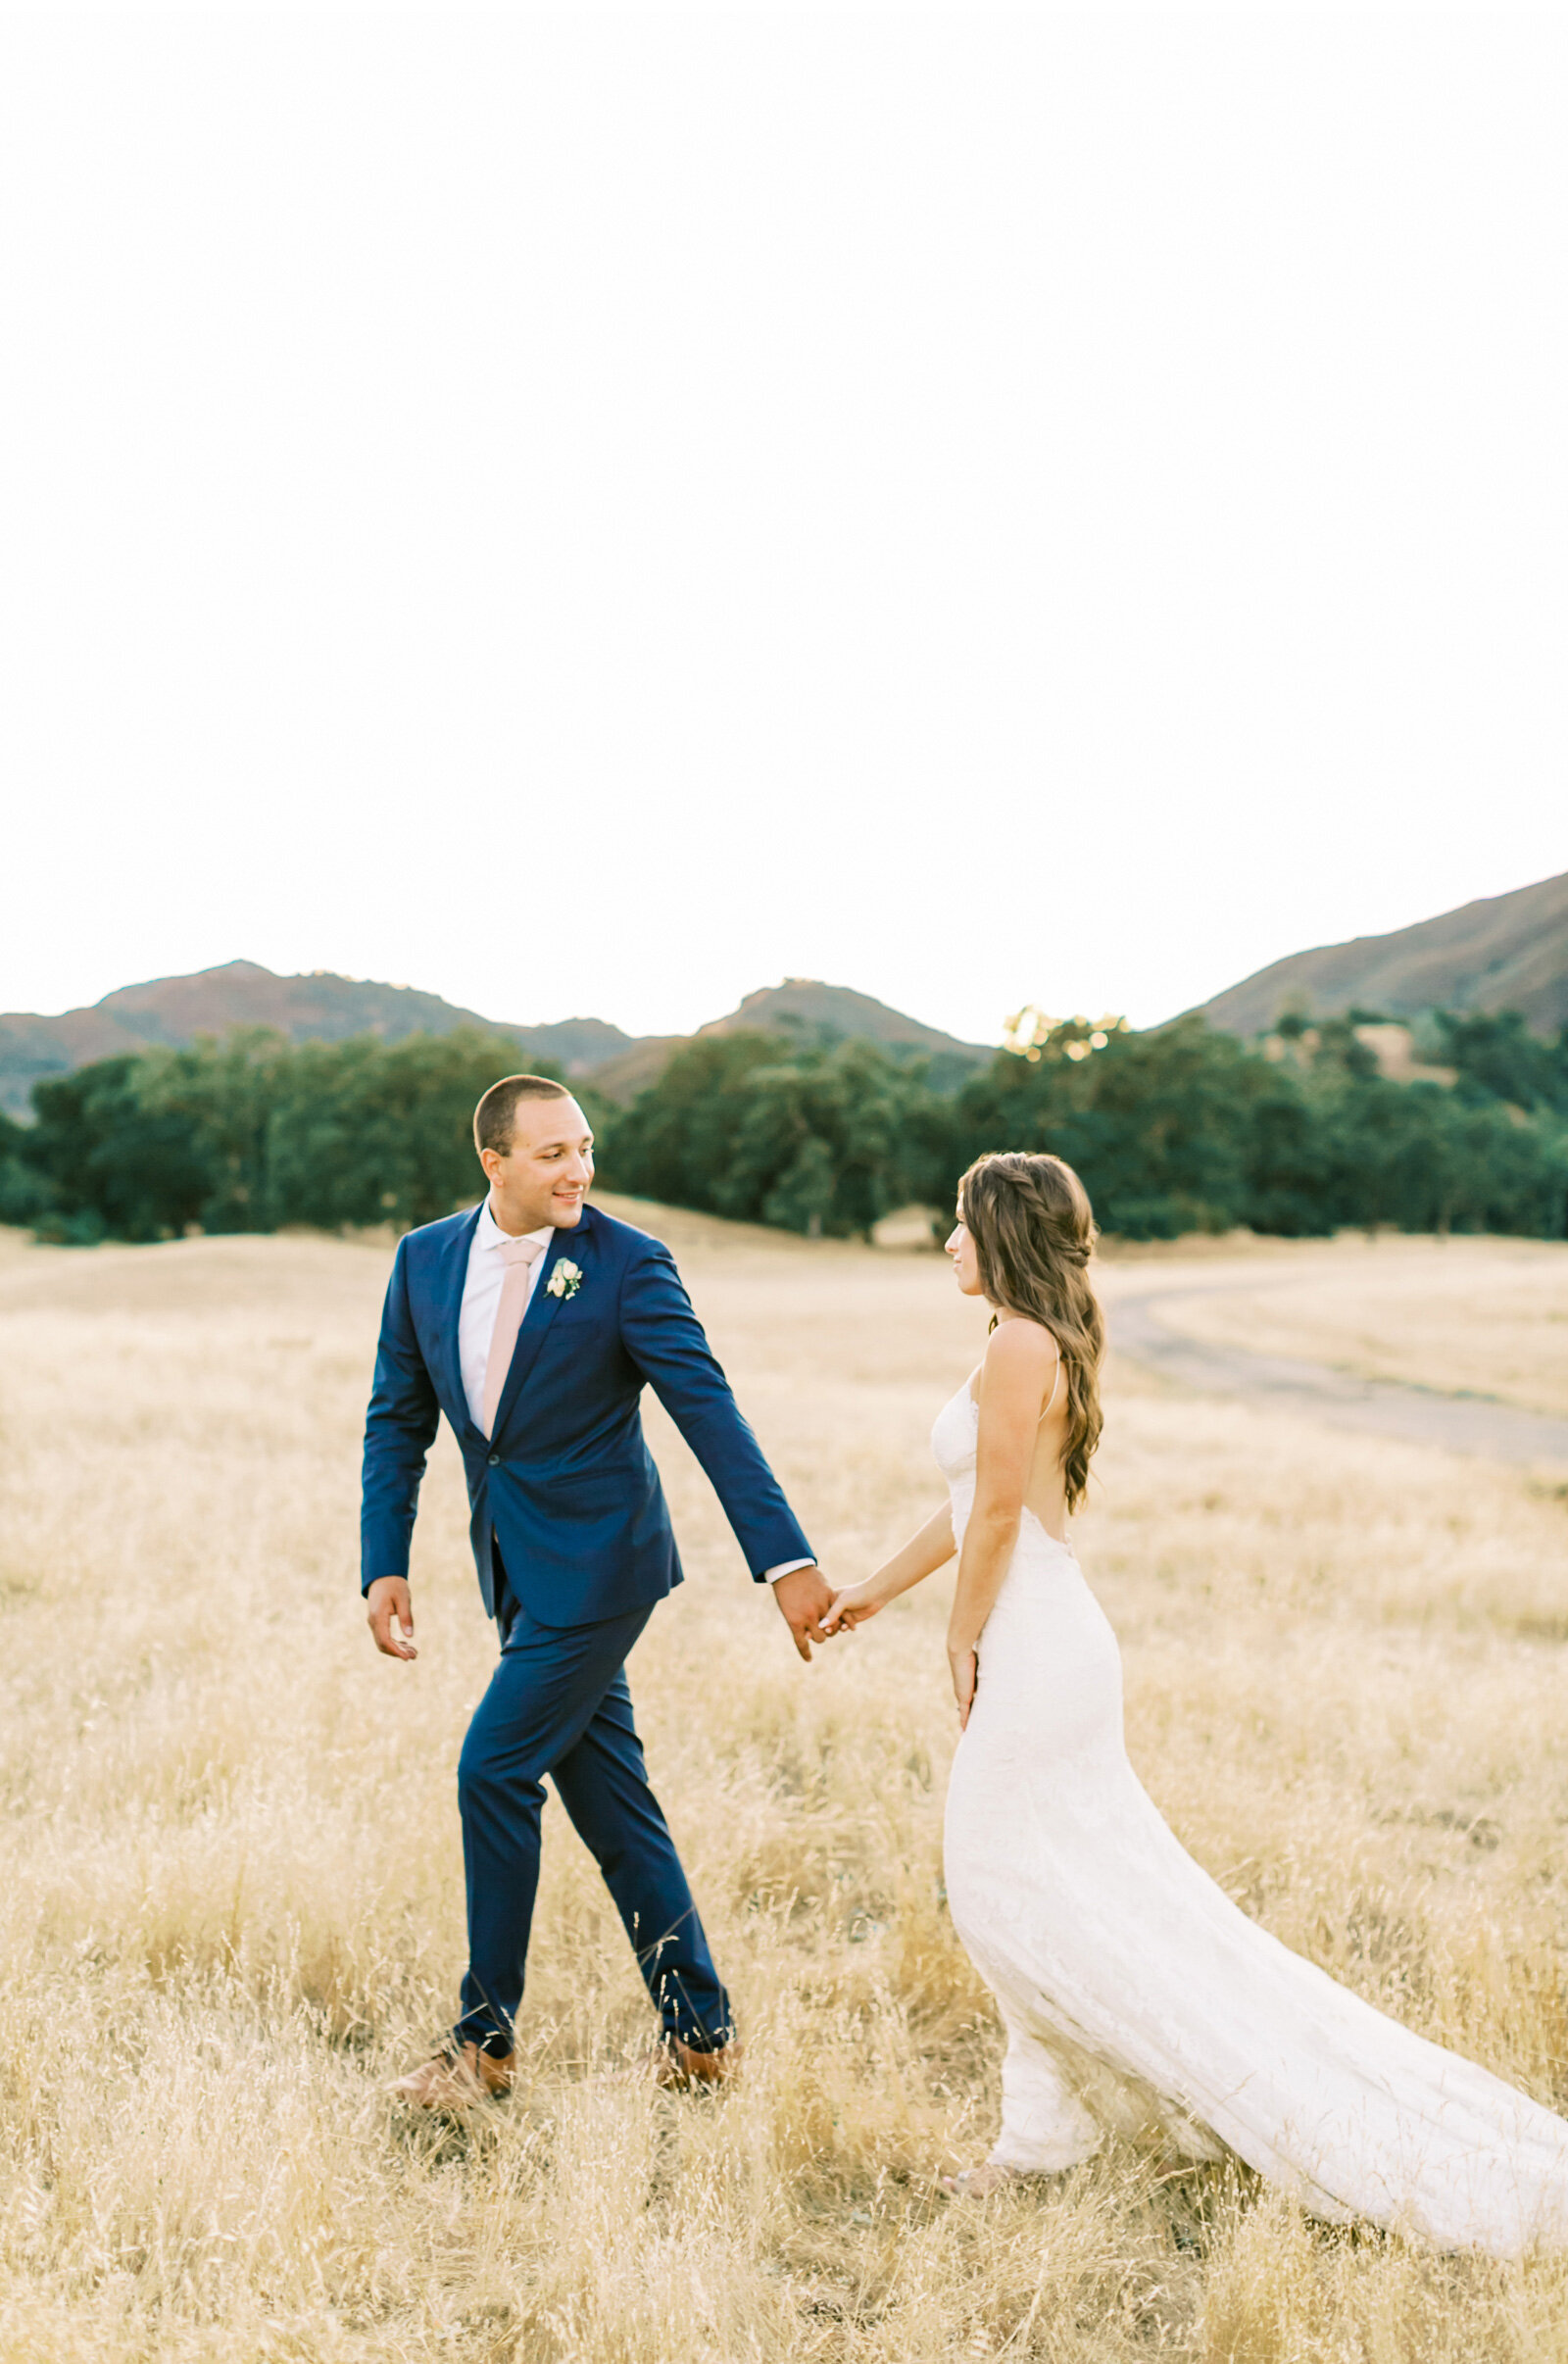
[957,1150,1104,1512]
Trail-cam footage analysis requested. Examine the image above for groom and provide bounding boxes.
[361,1072,833,2105]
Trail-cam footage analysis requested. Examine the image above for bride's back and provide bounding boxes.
[955,1149,1106,1544]
[1022,1332,1074,1540]
[970,1317,1075,1544]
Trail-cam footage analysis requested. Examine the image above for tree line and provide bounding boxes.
[0,1028,539,1244]
[1,1007,1565,1248]
[605,1008,1568,1241]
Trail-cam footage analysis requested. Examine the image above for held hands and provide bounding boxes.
[366,1575,417,1661]
[820,1578,887,1636]
[771,1563,837,1662]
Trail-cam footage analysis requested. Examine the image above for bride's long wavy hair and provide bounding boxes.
[957,1150,1105,1512]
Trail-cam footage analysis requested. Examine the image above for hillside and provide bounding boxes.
[586,978,991,1102]
[0,962,989,1121]
[700,977,984,1056]
[0,960,634,1122]
[1194,870,1568,1039]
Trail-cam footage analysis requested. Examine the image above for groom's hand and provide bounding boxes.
[772,1564,834,1662]
[367,1576,417,1661]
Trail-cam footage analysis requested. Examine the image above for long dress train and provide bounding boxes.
[936,1386,1568,2254]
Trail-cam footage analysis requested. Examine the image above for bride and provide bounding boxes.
[822,1149,1568,2254]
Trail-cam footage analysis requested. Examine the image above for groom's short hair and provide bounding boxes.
[473,1073,572,1157]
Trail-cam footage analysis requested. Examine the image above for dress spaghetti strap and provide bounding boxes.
[1040,1345,1062,1422]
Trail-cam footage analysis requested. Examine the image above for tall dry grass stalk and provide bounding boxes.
[1,1211,1566,2360]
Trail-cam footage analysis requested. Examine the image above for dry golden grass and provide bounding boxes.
[1129,1232,1568,1419]
[1,1204,1567,2361]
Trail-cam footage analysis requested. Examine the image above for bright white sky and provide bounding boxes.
[2,3,1563,1047]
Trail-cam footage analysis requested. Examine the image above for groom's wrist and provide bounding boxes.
[763,1557,815,1586]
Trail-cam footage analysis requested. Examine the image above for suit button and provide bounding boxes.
[487,1453,500,1467]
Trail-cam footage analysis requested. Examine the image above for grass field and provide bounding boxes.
[2,1207,1567,2361]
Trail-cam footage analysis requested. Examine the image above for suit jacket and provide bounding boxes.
[360,1200,812,1627]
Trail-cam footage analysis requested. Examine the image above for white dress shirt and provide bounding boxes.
[459,1197,812,1585]
[458,1201,555,1431]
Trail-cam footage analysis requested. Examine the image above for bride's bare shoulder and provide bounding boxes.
[982,1317,1059,1387]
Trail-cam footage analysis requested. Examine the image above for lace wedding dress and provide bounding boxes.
[936,1385,1568,2253]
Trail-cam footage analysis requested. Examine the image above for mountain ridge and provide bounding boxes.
[0,960,638,1121]
[585,978,990,1100]
[5,867,1561,1123]
[1190,870,1567,1039]
[0,961,989,1121]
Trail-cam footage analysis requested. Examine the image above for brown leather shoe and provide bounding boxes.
[654,2035,743,2091]
[388,2042,514,2109]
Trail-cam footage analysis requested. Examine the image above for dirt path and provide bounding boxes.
[1110,1282,1568,1467]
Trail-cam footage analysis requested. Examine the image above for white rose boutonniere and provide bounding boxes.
[546,1257,584,1301]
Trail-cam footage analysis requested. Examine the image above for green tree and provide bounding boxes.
[1436,1010,1568,1115]
[23,1059,216,1242]
[943,1017,1265,1237]
[138,1029,291,1229]
[0,1107,55,1228]
[598,1033,781,1216]
[603,1033,932,1238]
[265,1027,553,1231]
[938,1014,1568,1241]
[1308,1067,1568,1236]
[13,1026,568,1241]
[716,1040,919,1237]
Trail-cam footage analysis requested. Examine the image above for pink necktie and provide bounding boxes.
[481,1237,545,1437]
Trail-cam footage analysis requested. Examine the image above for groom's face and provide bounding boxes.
[483,1096,595,1234]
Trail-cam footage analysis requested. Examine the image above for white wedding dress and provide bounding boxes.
[936,1384,1568,2254]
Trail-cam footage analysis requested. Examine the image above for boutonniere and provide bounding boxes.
[546,1257,583,1301]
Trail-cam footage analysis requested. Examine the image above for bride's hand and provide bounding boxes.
[949,1641,977,1728]
[820,1580,883,1636]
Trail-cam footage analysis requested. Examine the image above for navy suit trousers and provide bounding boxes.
[455,1563,732,2058]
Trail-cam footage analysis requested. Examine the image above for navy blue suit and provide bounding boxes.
[361,1200,812,2055]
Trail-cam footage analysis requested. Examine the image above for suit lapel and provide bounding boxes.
[490,1207,595,1445]
[435,1204,484,1423]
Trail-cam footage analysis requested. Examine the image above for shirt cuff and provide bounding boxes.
[763,1557,815,1585]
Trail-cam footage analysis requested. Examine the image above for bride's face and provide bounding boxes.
[946,1211,984,1297]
